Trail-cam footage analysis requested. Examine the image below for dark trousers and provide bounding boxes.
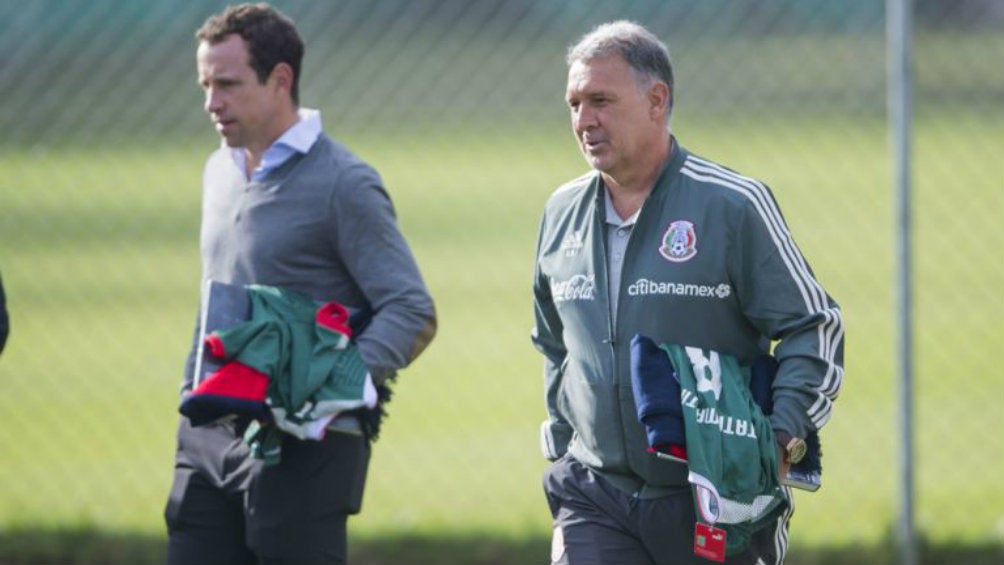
[543,455,791,565]
[165,417,370,565]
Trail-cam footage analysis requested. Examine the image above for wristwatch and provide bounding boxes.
[775,431,807,464]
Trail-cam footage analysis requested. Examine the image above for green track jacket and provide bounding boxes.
[532,139,844,490]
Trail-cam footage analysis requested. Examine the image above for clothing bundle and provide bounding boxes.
[630,334,822,556]
[180,284,376,464]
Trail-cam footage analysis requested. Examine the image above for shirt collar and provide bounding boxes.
[229,108,323,178]
[274,107,322,153]
[604,188,640,227]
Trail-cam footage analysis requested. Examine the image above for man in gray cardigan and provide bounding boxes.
[165,4,436,564]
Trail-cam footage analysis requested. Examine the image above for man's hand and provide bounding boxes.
[777,445,791,482]
[775,431,805,482]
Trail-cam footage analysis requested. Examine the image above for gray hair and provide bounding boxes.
[567,20,674,116]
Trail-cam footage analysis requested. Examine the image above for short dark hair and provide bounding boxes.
[196,3,304,104]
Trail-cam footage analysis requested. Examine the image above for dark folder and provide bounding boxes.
[192,279,251,387]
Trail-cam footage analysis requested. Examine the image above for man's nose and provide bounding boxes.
[204,88,222,114]
[573,105,597,131]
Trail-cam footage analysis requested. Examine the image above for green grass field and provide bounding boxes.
[1,109,1002,564]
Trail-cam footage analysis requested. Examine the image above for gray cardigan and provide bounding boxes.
[185,134,435,387]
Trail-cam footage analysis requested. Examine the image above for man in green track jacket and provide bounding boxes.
[532,20,844,565]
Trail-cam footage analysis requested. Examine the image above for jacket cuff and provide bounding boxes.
[769,395,812,440]
[205,333,226,358]
[540,420,573,461]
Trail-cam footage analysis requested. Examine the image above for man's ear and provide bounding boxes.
[269,62,295,97]
[648,81,671,120]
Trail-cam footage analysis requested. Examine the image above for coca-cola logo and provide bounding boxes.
[550,274,595,303]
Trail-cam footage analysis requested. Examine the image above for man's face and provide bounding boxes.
[565,55,663,178]
[197,34,282,150]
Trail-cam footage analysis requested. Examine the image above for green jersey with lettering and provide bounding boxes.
[661,342,789,555]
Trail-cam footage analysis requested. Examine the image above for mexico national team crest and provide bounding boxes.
[659,220,698,263]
